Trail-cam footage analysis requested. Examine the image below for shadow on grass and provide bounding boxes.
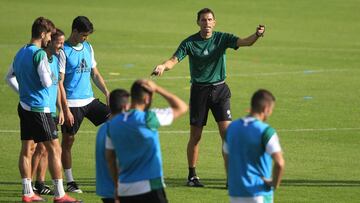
[1,178,359,201]
[164,178,360,189]
[282,179,360,187]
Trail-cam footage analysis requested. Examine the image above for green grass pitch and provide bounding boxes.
[0,0,359,202]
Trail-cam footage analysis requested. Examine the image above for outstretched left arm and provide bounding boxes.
[236,25,265,47]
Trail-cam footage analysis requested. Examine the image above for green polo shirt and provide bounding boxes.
[174,31,239,84]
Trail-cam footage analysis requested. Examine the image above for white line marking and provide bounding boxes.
[0,127,359,134]
[104,69,350,83]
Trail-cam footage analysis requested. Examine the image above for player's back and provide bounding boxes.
[226,116,273,197]
[107,110,163,183]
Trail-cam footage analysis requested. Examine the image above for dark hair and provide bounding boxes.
[51,28,65,41]
[46,19,56,34]
[109,89,130,114]
[31,17,54,39]
[72,16,94,33]
[251,89,276,113]
[130,80,152,104]
[197,8,215,21]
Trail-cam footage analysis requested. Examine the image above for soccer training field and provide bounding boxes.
[0,0,359,202]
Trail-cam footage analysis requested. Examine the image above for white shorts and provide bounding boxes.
[230,195,273,203]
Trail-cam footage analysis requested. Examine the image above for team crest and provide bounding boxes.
[203,49,209,55]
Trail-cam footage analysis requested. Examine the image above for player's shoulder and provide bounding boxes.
[182,32,202,43]
[33,48,47,62]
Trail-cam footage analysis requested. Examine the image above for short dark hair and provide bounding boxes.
[72,16,94,33]
[109,89,130,114]
[51,28,65,41]
[197,8,215,21]
[251,89,276,113]
[31,17,54,39]
[130,80,152,104]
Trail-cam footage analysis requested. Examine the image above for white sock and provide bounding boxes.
[52,179,65,198]
[22,178,34,197]
[64,168,74,183]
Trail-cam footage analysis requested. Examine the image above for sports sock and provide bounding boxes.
[188,167,197,180]
[22,178,34,197]
[52,179,65,198]
[64,168,74,183]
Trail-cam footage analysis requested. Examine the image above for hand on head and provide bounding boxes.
[139,79,158,93]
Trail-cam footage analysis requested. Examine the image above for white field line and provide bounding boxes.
[2,44,359,52]
[104,69,348,83]
[0,127,359,134]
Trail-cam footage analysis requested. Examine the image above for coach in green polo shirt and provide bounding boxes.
[152,8,265,187]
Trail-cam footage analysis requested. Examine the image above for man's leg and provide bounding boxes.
[61,133,75,173]
[186,125,204,187]
[43,139,80,202]
[31,143,54,195]
[217,121,231,176]
[32,143,47,181]
[19,140,37,196]
[61,133,83,193]
[187,125,203,169]
[217,121,231,155]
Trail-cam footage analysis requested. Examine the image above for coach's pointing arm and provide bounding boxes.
[236,25,266,47]
[152,56,178,77]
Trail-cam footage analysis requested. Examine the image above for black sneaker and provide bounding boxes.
[66,181,83,193]
[187,176,204,187]
[34,181,54,195]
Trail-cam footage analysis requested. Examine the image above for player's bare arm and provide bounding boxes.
[236,25,265,47]
[142,79,188,119]
[59,72,74,126]
[91,67,110,105]
[152,56,178,76]
[56,86,64,125]
[263,151,285,189]
[105,149,118,186]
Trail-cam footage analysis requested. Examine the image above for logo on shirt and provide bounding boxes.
[203,49,209,56]
[76,58,91,73]
[227,110,232,119]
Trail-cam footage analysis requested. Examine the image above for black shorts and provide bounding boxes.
[18,104,58,143]
[52,116,59,131]
[190,82,232,126]
[61,99,110,135]
[119,189,168,203]
[101,198,115,203]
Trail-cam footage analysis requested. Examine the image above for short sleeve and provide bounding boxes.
[145,111,160,131]
[265,134,282,155]
[34,50,52,87]
[58,49,66,73]
[105,135,114,150]
[262,127,282,155]
[223,141,229,154]
[173,40,188,62]
[152,108,174,126]
[88,43,97,68]
[223,32,239,50]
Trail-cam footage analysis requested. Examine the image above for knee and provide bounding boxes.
[61,135,75,149]
[190,133,202,144]
[21,143,36,157]
[35,144,47,156]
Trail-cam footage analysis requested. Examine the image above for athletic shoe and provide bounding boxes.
[22,194,45,202]
[66,181,83,193]
[34,182,54,195]
[187,176,204,187]
[53,194,82,203]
